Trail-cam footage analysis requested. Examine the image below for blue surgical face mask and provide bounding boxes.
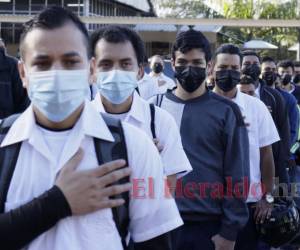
[27,69,89,122]
[96,69,138,104]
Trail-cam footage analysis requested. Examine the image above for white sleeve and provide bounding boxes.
[122,122,183,242]
[257,99,280,147]
[156,107,192,178]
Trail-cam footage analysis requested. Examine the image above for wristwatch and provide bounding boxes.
[264,193,274,204]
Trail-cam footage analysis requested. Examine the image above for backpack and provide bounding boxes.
[0,113,130,249]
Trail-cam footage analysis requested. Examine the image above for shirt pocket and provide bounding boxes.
[0,81,13,109]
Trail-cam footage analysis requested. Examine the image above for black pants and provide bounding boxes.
[171,220,220,250]
[234,203,258,250]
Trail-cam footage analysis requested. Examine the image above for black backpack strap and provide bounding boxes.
[155,94,164,107]
[93,113,129,249]
[0,114,21,213]
[149,104,156,139]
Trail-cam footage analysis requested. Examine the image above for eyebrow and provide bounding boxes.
[61,52,81,58]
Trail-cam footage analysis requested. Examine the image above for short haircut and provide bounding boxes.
[242,50,261,63]
[172,29,212,63]
[277,60,294,70]
[293,61,300,68]
[261,56,276,64]
[213,43,242,64]
[240,74,255,86]
[90,25,145,65]
[20,6,89,58]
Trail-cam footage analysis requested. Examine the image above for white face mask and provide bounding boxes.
[96,69,138,104]
[27,69,89,122]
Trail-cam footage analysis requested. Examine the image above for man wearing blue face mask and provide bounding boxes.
[150,29,249,250]
[0,7,183,250]
[90,25,192,195]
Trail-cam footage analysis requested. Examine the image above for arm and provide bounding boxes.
[288,96,299,147]
[0,186,71,250]
[219,109,249,242]
[260,145,275,194]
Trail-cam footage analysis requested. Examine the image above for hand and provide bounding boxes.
[253,198,273,224]
[158,79,167,87]
[55,148,132,215]
[211,234,235,250]
[153,138,164,153]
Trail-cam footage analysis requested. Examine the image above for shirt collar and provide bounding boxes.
[1,100,114,147]
[92,91,145,124]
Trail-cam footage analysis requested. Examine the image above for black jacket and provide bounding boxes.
[0,51,29,119]
[259,80,290,185]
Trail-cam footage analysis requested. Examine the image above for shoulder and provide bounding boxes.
[210,92,245,126]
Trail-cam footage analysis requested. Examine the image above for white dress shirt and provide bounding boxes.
[138,73,160,100]
[93,92,192,178]
[2,101,183,250]
[233,90,280,202]
[149,72,176,94]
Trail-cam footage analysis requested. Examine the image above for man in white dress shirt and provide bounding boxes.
[0,6,182,250]
[149,55,176,93]
[90,25,192,192]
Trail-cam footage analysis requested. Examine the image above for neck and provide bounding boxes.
[151,71,162,77]
[254,79,260,88]
[33,103,84,130]
[174,82,206,100]
[282,83,292,91]
[101,95,133,114]
[214,86,237,99]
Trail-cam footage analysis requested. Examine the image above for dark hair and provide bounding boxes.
[20,6,89,58]
[277,60,294,70]
[213,43,242,64]
[242,50,261,62]
[294,61,300,67]
[172,29,211,63]
[90,25,145,65]
[261,56,276,64]
[240,74,255,85]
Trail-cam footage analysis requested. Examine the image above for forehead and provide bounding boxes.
[262,61,276,68]
[215,53,240,65]
[95,39,137,61]
[278,66,293,71]
[175,48,206,61]
[151,56,163,63]
[22,22,87,60]
[242,55,259,64]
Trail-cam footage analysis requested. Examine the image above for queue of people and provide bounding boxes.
[1,5,300,250]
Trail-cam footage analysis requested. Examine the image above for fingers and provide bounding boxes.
[87,159,127,178]
[62,148,84,173]
[98,183,132,198]
[97,167,131,188]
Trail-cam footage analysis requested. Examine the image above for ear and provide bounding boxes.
[18,60,28,89]
[137,65,144,81]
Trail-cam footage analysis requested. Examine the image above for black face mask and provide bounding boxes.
[262,71,277,86]
[153,63,163,74]
[175,66,206,93]
[293,74,300,84]
[281,74,292,86]
[215,70,241,92]
[242,64,261,81]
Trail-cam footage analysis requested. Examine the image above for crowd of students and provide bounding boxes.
[1,5,300,250]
